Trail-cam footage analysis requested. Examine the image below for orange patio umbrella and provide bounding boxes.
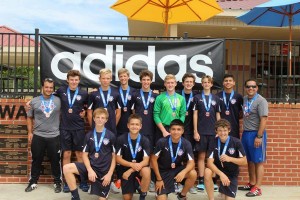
[111,0,223,36]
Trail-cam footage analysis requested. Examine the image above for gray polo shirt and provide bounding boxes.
[243,94,268,131]
[27,95,61,138]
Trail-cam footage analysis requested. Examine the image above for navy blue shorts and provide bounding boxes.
[60,129,85,151]
[121,171,141,195]
[75,162,110,198]
[241,131,267,163]
[219,174,238,198]
[194,135,215,152]
[157,165,185,196]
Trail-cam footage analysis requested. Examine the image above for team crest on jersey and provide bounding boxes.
[231,99,236,104]
[108,96,114,102]
[211,100,216,106]
[127,95,132,100]
[228,148,235,155]
[150,97,155,103]
[76,95,82,101]
[178,149,184,156]
[138,146,142,152]
[103,138,110,145]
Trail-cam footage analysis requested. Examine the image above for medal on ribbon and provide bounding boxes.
[93,128,106,159]
[128,133,141,163]
[99,87,111,109]
[244,93,258,117]
[120,86,130,112]
[166,92,177,118]
[223,91,234,116]
[67,87,79,114]
[182,90,193,117]
[40,94,54,118]
[202,92,212,117]
[169,137,182,169]
[140,89,152,116]
[218,136,230,168]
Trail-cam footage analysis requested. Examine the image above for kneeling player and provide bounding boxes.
[204,119,247,200]
[63,108,116,200]
[116,114,151,200]
[151,119,197,200]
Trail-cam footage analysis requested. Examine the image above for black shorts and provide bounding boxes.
[194,135,215,152]
[121,171,141,195]
[60,129,85,151]
[75,162,110,198]
[157,165,185,196]
[218,174,238,198]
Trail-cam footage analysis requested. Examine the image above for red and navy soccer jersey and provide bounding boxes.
[116,87,137,136]
[88,87,120,135]
[208,137,245,176]
[55,86,88,130]
[131,90,158,143]
[217,91,243,138]
[83,129,116,174]
[116,133,150,171]
[154,136,194,171]
[193,93,221,135]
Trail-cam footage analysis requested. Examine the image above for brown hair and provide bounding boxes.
[139,70,153,81]
[215,119,231,131]
[128,113,142,124]
[182,73,195,83]
[67,70,81,80]
[201,75,213,83]
[118,68,130,77]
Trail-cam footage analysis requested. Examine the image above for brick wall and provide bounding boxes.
[1,99,300,185]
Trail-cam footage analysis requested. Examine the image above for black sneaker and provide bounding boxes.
[238,183,253,191]
[177,192,187,200]
[79,182,89,192]
[25,182,37,192]
[54,183,62,193]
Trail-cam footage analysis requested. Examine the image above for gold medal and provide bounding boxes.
[132,160,136,163]
[225,110,230,115]
[206,112,210,117]
[123,107,127,112]
[68,108,73,113]
[171,163,176,168]
[95,153,99,158]
[144,110,148,115]
[45,113,50,118]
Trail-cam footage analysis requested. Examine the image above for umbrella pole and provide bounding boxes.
[289,15,292,76]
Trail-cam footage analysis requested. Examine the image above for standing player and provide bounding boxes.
[193,75,221,191]
[116,114,151,200]
[238,79,268,197]
[55,70,89,192]
[132,70,158,149]
[63,108,116,200]
[116,68,136,137]
[204,119,247,200]
[153,74,186,142]
[151,119,197,200]
[87,68,121,136]
[25,78,62,193]
[217,74,243,139]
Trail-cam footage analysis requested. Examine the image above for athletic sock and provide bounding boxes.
[71,188,80,199]
[212,177,218,184]
[198,176,204,184]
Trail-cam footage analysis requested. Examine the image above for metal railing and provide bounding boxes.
[0,29,299,102]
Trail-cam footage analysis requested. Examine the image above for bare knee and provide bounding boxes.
[63,163,76,175]
[204,168,213,181]
[63,151,72,159]
[187,169,197,180]
[140,167,150,178]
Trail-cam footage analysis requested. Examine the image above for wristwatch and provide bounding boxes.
[256,135,263,139]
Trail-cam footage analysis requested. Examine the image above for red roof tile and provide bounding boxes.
[217,0,270,10]
[0,25,36,47]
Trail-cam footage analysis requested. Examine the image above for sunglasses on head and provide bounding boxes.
[44,78,54,82]
[245,85,257,89]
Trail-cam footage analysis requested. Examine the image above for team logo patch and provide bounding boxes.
[138,146,142,152]
[228,148,235,155]
[211,100,216,106]
[76,95,82,101]
[231,99,236,104]
[103,138,110,145]
[178,149,184,156]
[150,97,155,103]
[108,96,114,102]
[127,95,132,100]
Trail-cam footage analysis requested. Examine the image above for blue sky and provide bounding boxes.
[0,0,128,35]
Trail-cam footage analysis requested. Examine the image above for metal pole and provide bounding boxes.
[34,28,39,96]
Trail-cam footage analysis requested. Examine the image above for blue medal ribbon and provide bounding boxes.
[245,93,258,114]
[128,133,141,161]
[182,90,193,111]
[67,87,79,109]
[99,87,111,108]
[119,86,130,107]
[40,94,54,114]
[93,128,106,153]
[222,91,234,112]
[169,137,182,164]
[218,136,230,167]
[140,89,152,110]
[166,92,177,112]
[202,92,212,112]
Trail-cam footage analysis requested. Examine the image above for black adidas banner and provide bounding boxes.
[41,36,225,89]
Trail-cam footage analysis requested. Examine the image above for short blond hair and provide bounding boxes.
[93,108,109,119]
[164,74,176,82]
[118,68,130,77]
[99,68,112,78]
[201,75,213,83]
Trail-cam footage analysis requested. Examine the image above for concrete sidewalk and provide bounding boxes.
[0,184,299,200]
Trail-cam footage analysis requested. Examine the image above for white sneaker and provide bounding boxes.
[174,183,183,193]
[149,181,155,192]
[189,186,197,194]
[110,182,121,194]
